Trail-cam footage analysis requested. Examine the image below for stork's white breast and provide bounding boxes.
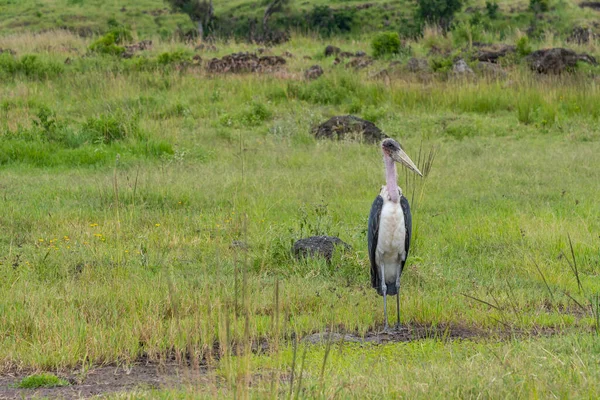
[375,186,406,284]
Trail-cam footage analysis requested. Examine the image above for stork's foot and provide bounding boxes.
[379,324,394,335]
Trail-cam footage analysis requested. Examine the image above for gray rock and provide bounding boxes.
[526,47,597,74]
[312,115,388,143]
[293,235,350,262]
[304,65,324,80]
[406,57,429,72]
[453,59,474,76]
[475,45,515,63]
[568,27,596,45]
[325,45,341,57]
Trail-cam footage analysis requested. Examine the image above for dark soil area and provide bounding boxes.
[302,323,485,345]
[301,322,569,345]
[0,360,199,399]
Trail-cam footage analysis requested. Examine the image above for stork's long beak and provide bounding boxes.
[391,149,423,177]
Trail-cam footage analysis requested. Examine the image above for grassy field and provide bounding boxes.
[1,28,600,397]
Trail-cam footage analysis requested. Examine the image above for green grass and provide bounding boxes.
[17,373,70,389]
[1,31,600,397]
[0,0,598,40]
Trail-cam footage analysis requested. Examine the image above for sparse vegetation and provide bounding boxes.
[371,31,402,58]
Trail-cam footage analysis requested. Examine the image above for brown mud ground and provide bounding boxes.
[0,359,205,399]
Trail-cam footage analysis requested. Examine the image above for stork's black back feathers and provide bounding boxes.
[367,192,412,296]
[368,195,384,290]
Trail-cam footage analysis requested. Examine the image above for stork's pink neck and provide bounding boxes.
[384,153,400,203]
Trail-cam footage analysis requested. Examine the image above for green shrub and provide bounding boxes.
[306,5,355,36]
[243,102,272,125]
[89,33,125,55]
[89,27,132,55]
[485,1,499,19]
[529,0,549,13]
[107,26,133,44]
[415,0,463,31]
[430,55,454,72]
[516,36,532,56]
[157,50,192,65]
[371,32,401,59]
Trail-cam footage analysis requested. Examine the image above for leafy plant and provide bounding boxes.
[485,1,499,19]
[415,0,463,31]
[529,0,549,13]
[89,26,132,55]
[516,36,532,56]
[307,5,355,36]
[157,50,192,65]
[371,32,401,59]
[430,55,454,72]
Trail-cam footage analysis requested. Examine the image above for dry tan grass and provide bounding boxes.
[0,30,87,54]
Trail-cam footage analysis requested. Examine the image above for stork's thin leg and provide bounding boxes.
[380,263,389,332]
[395,272,401,331]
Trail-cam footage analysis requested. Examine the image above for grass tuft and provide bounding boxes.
[17,373,70,389]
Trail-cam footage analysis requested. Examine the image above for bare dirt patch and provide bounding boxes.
[302,323,484,345]
[301,322,572,345]
[0,359,200,399]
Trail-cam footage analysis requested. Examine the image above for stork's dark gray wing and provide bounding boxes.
[400,195,412,270]
[368,195,383,290]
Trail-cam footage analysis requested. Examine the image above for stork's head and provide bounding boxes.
[381,138,423,177]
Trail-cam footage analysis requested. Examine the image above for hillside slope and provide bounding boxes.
[0,0,597,40]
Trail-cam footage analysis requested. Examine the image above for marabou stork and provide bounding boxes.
[368,138,422,331]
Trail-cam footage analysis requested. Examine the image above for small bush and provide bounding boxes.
[89,27,132,55]
[371,32,401,59]
[243,102,272,125]
[89,33,125,55]
[529,0,549,13]
[18,374,69,389]
[157,50,192,65]
[430,56,454,72]
[415,0,463,31]
[307,5,355,36]
[485,1,499,19]
[516,36,532,56]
